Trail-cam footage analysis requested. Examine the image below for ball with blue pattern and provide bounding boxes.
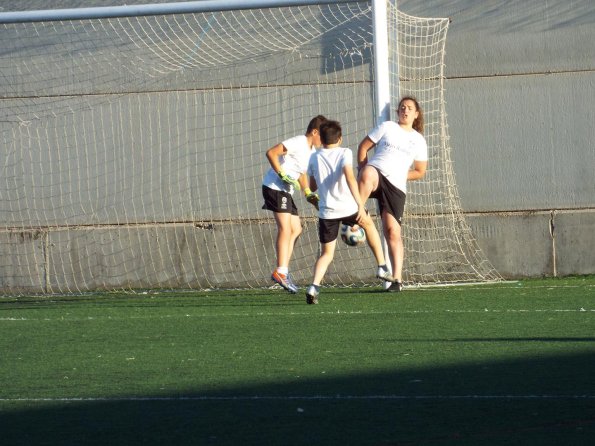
[340,224,366,246]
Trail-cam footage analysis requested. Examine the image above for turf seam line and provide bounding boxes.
[2,394,595,402]
[1,308,593,321]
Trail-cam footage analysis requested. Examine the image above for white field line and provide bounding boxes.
[0,307,593,322]
[2,394,595,403]
[406,282,595,290]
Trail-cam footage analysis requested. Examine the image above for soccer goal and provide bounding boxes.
[0,0,500,294]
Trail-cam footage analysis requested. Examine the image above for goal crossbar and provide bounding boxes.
[0,0,365,23]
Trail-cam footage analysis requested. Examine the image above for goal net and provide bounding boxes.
[0,1,501,294]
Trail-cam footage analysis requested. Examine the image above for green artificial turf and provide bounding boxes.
[1,276,594,445]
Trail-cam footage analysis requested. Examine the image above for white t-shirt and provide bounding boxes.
[367,121,428,193]
[307,147,358,219]
[262,134,313,195]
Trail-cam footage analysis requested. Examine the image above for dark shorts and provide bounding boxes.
[369,167,406,224]
[262,185,298,216]
[318,212,359,244]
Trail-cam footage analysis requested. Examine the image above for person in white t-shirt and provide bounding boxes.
[357,97,428,292]
[262,115,327,294]
[305,120,394,304]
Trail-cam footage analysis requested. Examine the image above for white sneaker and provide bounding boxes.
[306,285,320,305]
[376,265,393,282]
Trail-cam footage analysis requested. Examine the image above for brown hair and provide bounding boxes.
[306,115,328,135]
[399,96,424,134]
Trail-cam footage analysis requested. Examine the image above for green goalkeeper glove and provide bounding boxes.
[278,170,300,191]
[304,188,319,210]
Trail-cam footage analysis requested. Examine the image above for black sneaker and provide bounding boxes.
[306,284,320,304]
[386,281,402,292]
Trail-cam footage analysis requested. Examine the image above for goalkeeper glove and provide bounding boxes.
[278,170,300,191]
[304,188,319,210]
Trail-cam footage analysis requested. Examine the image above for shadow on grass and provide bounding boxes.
[2,351,594,446]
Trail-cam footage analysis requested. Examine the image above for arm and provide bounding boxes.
[297,172,309,191]
[357,136,376,170]
[344,165,366,222]
[308,175,318,193]
[265,143,286,173]
[304,175,319,210]
[407,160,427,181]
[267,142,300,190]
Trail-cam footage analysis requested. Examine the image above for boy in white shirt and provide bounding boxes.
[262,115,327,293]
[305,120,394,304]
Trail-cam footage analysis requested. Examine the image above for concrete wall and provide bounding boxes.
[1,0,593,286]
[400,0,595,278]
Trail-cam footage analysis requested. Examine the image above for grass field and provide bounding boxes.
[1,276,594,445]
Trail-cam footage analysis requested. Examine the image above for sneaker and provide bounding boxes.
[386,281,403,293]
[306,284,320,305]
[286,274,299,294]
[376,265,393,282]
[271,270,298,294]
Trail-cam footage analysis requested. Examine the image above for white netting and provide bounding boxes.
[0,1,500,294]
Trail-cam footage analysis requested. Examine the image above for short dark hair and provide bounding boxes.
[319,120,342,146]
[306,115,327,135]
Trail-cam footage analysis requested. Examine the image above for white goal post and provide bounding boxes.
[0,0,501,294]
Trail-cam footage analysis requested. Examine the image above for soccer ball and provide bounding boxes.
[340,224,366,246]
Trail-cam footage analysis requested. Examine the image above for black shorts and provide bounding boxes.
[262,185,299,215]
[318,212,359,244]
[369,167,406,224]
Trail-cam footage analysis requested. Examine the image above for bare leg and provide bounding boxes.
[312,240,337,285]
[287,214,303,266]
[358,165,379,203]
[357,212,386,266]
[359,165,393,283]
[382,211,404,282]
[274,212,302,269]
